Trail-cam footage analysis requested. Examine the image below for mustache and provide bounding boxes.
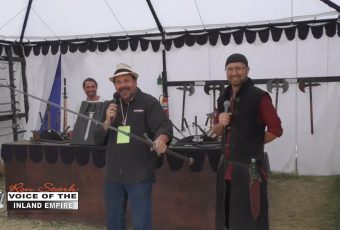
[118,87,130,93]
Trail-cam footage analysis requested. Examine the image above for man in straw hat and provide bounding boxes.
[94,63,173,230]
[213,53,283,230]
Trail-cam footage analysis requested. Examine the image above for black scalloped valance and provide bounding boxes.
[1,19,338,56]
[1,143,221,172]
[1,144,107,168]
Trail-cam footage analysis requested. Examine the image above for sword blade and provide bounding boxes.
[84,112,94,141]
[249,158,261,220]
[250,180,261,220]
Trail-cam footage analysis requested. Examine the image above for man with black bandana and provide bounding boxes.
[94,63,173,230]
[213,53,283,230]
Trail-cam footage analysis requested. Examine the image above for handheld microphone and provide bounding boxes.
[223,100,231,130]
[112,92,120,104]
[223,100,231,113]
[107,92,120,124]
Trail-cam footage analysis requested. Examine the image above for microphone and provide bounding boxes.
[107,92,120,124]
[223,100,231,130]
[223,100,231,112]
[112,92,120,104]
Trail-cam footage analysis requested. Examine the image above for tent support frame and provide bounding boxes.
[164,76,340,88]
[146,0,169,97]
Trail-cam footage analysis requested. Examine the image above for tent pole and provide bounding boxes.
[319,0,340,13]
[19,0,34,43]
[18,0,33,122]
[146,0,168,97]
[161,49,168,97]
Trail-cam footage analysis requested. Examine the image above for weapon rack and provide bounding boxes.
[163,76,340,88]
[0,47,29,141]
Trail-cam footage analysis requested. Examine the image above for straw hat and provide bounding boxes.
[109,63,138,82]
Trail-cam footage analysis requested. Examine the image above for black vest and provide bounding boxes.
[217,78,266,164]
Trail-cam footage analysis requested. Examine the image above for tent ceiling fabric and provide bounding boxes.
[0,0,339,42]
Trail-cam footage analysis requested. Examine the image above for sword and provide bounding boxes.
[63,78,68,132]
[249,158,261,220]
[192,121,207,136]
[0,82,194,166]
[84,112,94,141]
[183,118,192,136]
[172,123,186,138]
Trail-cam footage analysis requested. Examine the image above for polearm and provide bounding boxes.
[63,78,68,132]
[0,82,194,165]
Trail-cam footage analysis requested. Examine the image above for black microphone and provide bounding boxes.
[112,92,120,104]
[107,92,120,123]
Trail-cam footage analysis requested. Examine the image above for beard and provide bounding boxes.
[119,87,136,102]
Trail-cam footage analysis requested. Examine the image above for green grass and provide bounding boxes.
[327,176,340,229]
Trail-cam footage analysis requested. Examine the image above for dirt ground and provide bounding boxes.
[1,173,339,230]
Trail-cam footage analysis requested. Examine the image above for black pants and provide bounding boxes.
[224,181,231,229]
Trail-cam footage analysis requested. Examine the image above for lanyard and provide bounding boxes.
[120,98,129,125]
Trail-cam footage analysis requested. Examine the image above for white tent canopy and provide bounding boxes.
[1,0,340,176]
[0,0,339,41]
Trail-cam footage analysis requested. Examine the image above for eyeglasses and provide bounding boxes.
[225,66,247,73]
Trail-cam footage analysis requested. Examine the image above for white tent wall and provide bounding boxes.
[2,34,340,175]
[21,33,336,175]
[297,82,340,175]
[23,53,60,138]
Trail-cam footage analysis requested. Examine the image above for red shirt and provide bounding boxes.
[223,94,283,180]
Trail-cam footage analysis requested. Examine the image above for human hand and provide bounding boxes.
[152,135,168,155]
[105,103,117,124]
[218,112,232,126]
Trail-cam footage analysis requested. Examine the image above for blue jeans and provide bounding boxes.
[105,176,155,230]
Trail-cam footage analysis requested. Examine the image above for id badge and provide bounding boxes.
[117,126,130,144]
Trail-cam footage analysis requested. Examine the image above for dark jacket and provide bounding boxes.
[94,88,173,183]
[216,78,269,230]
[217,78,266,164]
